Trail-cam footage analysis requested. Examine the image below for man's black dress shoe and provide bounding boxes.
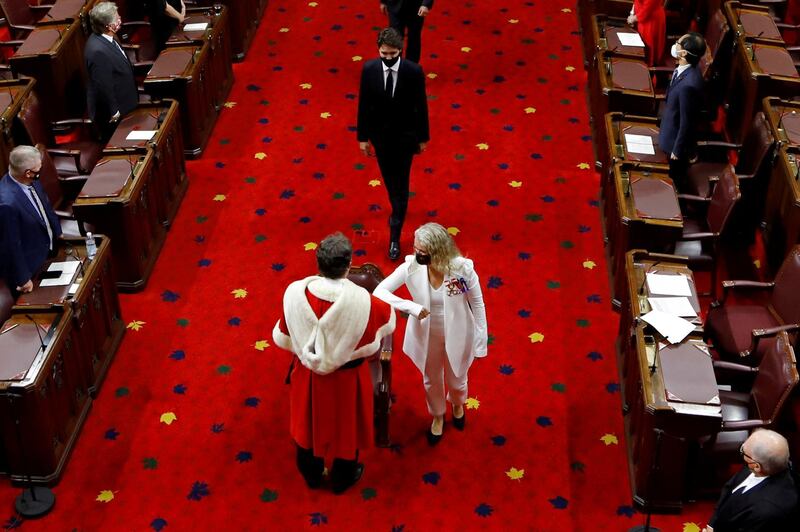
[426,429,442,446]
[453,413,466,431]
[388,241,401,261]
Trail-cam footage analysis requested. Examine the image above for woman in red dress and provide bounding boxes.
[628,0,667,66]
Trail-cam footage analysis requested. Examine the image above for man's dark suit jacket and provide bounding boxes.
[658,64,704,159]
[0,174,62,288]
[382,0,434,15]
[357,58,429,149]
[709,466,799,531]
[84,33,138,126]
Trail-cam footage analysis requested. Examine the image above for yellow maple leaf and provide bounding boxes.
[508,19,519,24]
[254,152,267,160]
[352,55,362,61]
[254,340,270,351]
[160,412,177,425]
[279,27,290,33]
[565,66,576,72]
[231,288,248,299]
[308,1,318,6]
[528,332,544,343]
[427,72,438,79]
[213,194,226,202]
[524,107,536,114]
[561,8,572,13]
[223,101,236,108]
[461,46,472,53]
[508,181,523,188]
[304,242,318,251]
[368,179,381,187]
[299,83,312,89]
[506,467,525,480]
[600,433,619,445]
[447,226,460,235]
[465,397,480,410]
[96,490,114,503]
[583,260,596,269]
[753,259,761,269]
[576,162,591,170]
[320,112,332,119]
[475,143,489,150]
[682,524,701,532]
[127,320,145,331]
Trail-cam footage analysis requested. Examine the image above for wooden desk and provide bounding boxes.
[589,14,647,64]
[144,41,217,158]
[44,0,98,29]
[0,78,35,173]
[193,0,266,61]
[167,5,234,112]
[105,101,188,231]
[763,96,800,150]
[604,166,683,309]
[724,1,784,45]
[602,112,669,192]
[72,152,167,291]
[9,22,87,122]
[579,0,635,64]
[763,147,800,272]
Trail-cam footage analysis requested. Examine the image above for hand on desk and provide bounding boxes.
[16,280,33,293]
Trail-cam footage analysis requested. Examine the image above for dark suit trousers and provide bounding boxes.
[668,156,689,192]
[374,141,414,243]
[389,8,425,64]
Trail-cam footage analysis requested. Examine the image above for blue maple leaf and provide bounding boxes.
[588,199,600,207]
[271,263,285,271]
[187,481,210,501]
[530,153,543,160]
[255,208,266,216]
[448,183,461,190]
[313,172,325,179]
[228,317,241,326]
[518,309,531,318]
[486,199,499,207]
[354,249,366,257]
[541,195,555,203]
[150,517,168,531]
[299,216,311,223]
[491,435,506,446]
[244,397,261,407]
[503,125,514,131]
[279,190,295,200]
[4,516,22,529]
[369,204,382,212]
[198,258,211,267]
[291,158,303,164]
[347,125,358,132]
[423,167,434,174]
[491,233,502,241]
[587,351,603,361]
[258,118,269,125]
[422,472,440,485]
[235,451,252,463]
[487,277,503,289]
[214,162,225,168]
[161,290,180,303]
[474,503,493,517]
[451,103,461,109]
[344,93,356,100]
[309,512,328,526]
[568,117,580,124]
[497,163,509,169]
[298,100,308,105]
[499,364,515,375]
[246,84,261,91]
[587,294,602,303]
[549,496,568,509]
[194,235,205,243]
[606,383,621,393]
[493,75,506,83]
[169,349,185,361]
[451,125,462,132]
[262,137,273,143]
[581,135,592,142]
[272,66,283,72]
[211,423,224,434]
[389,442,404,454]
[476,88,485,95]
[331,24,342,31]
[327,68,339,74]
[617,505,636,518]
[536,416,553,427]
[391,526,405,532]
[518,252,531,260]
[105,428,119,440]
[173,384,187,395]
[316,143,327,149]
[426,210,438,217]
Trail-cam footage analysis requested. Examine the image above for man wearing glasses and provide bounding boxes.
[703,429,798,531]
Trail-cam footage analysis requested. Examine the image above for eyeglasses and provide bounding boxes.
[739,445,759,466]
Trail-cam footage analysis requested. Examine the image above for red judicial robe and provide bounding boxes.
[634,0,666,66]
[274,279,394,461]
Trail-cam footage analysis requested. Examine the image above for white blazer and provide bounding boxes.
[374,255,488,378]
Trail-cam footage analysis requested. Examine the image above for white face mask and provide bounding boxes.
[670,43,679,59]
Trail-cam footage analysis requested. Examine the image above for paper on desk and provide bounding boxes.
[646,272,692,296]
[183,22,209,31]
[40,261,79,287]
[126,130,157,141]
[647,297,697,317]
[641,310,695,344]
[624,133,655,155]
[616,32,645,47]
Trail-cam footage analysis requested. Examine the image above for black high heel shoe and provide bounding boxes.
[453,412,466,431]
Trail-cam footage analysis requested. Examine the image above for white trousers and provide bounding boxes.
[423,314,468,416]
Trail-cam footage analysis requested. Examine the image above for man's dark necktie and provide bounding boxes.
[385,69,394,98]
[28,185,54,251]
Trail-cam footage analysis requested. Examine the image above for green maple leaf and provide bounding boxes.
[332,192,345,200]
[521,38,534,45]
[259,100,269,106]
[354,163,365,170]
[576,319,590,328]
[196,215,208,224]
[217,365,232,375]
[408,191,416,198]
[361,487,377,501]
[260,489,278,503]
[487,334,495,346]
[244,176,256,184]
[525,213,543,222]
[547,280,560,289]
[219,138,230,145]
[454,154,465,160]
[571,461,586,472]
[313,50,323,57]
[176,318,189,328]
[115,387,129,398]
[537,77,548,84]
[458,64,469,70]
[551,383,566,393]
[555,177,567,184]
[351,223,364,230]
[560,240,574,249]
[293,126,304,132]
[489,108,501,115]
[254,234,267,243]
[143,457,158,470]
[560,99,571,105]
[542,135,553,142]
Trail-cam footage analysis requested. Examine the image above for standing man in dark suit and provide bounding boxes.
[85,2,139,141]
[358,28,430,261]
[658,32,706,190]
[149,0,186,52]
[0,146,62,294]
[380,1,433,64]
[703,429,799,532]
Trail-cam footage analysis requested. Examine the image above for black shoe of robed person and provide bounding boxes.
[332,463,364,494]
[388,241,401,261]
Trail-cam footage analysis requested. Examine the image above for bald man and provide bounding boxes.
[703,429,798,532]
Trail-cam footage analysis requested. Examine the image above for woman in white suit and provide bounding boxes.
[374,223,488,445]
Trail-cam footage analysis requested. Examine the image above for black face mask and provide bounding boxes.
[381,56,399,68]
[415,253,431,266]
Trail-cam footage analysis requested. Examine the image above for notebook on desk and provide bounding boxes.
[659,342,719,405]
[631,176,681,221]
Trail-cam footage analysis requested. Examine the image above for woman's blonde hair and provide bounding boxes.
[414,223,461,273]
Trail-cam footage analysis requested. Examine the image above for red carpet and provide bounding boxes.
[0,1,715,529]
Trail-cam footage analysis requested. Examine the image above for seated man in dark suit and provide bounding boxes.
[658,32,706,190]
[703,429,799,532]
[85,2,139,140]
[0,146,62,294]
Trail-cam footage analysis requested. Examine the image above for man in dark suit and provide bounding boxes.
[703,429,799,532]
[357,28,430,260]
[85,2,139,140]
[0,146,62,294]
[658,32,706,190]
[380,1,433,64]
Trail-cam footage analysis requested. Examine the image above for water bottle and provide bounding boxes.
[85,232,97,260]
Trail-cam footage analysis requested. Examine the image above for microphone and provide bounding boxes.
[156,108,168,127]
[64,244,86,279]
[638,261,661,295]
[25,315,46,353]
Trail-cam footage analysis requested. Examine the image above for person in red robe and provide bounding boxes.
[628,0,666,66]
[273,232,395,493]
